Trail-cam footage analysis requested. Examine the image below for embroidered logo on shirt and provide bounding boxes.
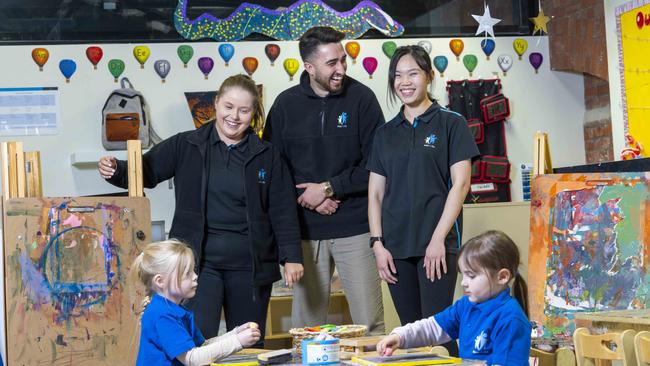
[337,112,348,128]
[258,168,267,184]
[473,330,490,354]
[424,134,437,148]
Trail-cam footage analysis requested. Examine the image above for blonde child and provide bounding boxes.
[132,239,261,366]
[377,231,531,365]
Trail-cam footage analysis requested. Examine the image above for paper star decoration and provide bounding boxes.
[472,5,501,38]
[530,8,551,35]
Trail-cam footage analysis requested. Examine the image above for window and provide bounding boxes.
[0,0,535,43]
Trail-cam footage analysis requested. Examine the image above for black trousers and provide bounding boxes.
[388,254,459,356]
[186,266,272,347]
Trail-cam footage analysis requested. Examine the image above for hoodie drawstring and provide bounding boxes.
[314,240,321,264]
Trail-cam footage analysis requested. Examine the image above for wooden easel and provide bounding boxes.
[127,139,143,197]
[533,132,553,175]
[0,141,42,199]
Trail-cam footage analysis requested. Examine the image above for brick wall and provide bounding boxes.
[544,0,613,163]
[545,0,608,80]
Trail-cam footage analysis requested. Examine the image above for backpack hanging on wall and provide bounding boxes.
[101,77,162,150]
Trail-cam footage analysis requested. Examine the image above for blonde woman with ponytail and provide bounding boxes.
[132,239,260,366]
[100,75,303,344]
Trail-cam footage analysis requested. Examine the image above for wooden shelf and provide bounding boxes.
[265,291,351,350]
[265,332,291,340]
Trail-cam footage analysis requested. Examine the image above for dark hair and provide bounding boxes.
[216,74,265,135]
[387,45,435,105]
[299,27,345,62]
[458,230,529,316]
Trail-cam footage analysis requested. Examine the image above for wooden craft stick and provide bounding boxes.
[14,142,26,198]
[1,142,10,199]
[24,151,43,197]
[127,140,143,197]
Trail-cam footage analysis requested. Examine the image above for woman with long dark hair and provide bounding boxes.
[367,45,479,355]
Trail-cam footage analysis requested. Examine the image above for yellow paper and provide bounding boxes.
[620,4,650,155]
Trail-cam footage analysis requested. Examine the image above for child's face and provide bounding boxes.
[164,267,198,304]
[459,262,509,303]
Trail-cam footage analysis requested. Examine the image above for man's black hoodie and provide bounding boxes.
[264,71,385,240]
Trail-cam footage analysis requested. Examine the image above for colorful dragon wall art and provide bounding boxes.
[174,0,404,41]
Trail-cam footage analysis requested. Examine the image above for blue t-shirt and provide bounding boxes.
[136,293,206,366]
[434,289,531,365]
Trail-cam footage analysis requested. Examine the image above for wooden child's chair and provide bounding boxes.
[530,348,557,366]
[635,331,650,366]
[573,327,637,366]
[530,347,576,366]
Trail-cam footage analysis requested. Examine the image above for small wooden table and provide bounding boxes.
[214,348,486,365]
[574,309,649,366]
[574,309,650,333]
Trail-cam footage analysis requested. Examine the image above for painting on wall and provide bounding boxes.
[3,197,151,365]
[184,84,263,130]
[528,173,650,338]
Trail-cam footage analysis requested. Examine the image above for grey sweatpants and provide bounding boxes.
[291,232,385,335]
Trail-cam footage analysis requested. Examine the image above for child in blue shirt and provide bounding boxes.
[377,231,531,365]
[132,239,261,366]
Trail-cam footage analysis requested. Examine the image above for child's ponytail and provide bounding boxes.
[130,251,152,315]
[512,272,529,317]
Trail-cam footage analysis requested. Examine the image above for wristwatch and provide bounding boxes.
[323,181,335,198]
[369,236,385,249]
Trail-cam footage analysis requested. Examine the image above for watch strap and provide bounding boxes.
[369,236,384,248]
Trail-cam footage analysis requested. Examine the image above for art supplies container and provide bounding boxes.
[301,338,340,365]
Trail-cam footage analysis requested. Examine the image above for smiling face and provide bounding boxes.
[304,42,347,97]
[214,86,255,145]
[393,54,433,107]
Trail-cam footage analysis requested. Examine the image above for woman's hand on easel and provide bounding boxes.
[98,156,117,179]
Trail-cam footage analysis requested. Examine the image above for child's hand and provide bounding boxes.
[376,334,401,356]
[234,322,259,333]
[235,323,261,348]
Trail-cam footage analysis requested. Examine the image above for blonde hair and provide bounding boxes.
[216,74,265,136]
[131,239,195,309]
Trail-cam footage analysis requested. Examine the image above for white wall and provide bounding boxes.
[0,36,585,227]
[605,0,633,158]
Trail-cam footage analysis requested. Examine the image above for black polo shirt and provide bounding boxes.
[367,102,479,259]
[204,127,251,270]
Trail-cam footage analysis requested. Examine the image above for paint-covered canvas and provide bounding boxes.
[528,173,650,338]
[3,197,151,365]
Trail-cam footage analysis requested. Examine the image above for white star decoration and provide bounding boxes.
[472,4,501,38]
